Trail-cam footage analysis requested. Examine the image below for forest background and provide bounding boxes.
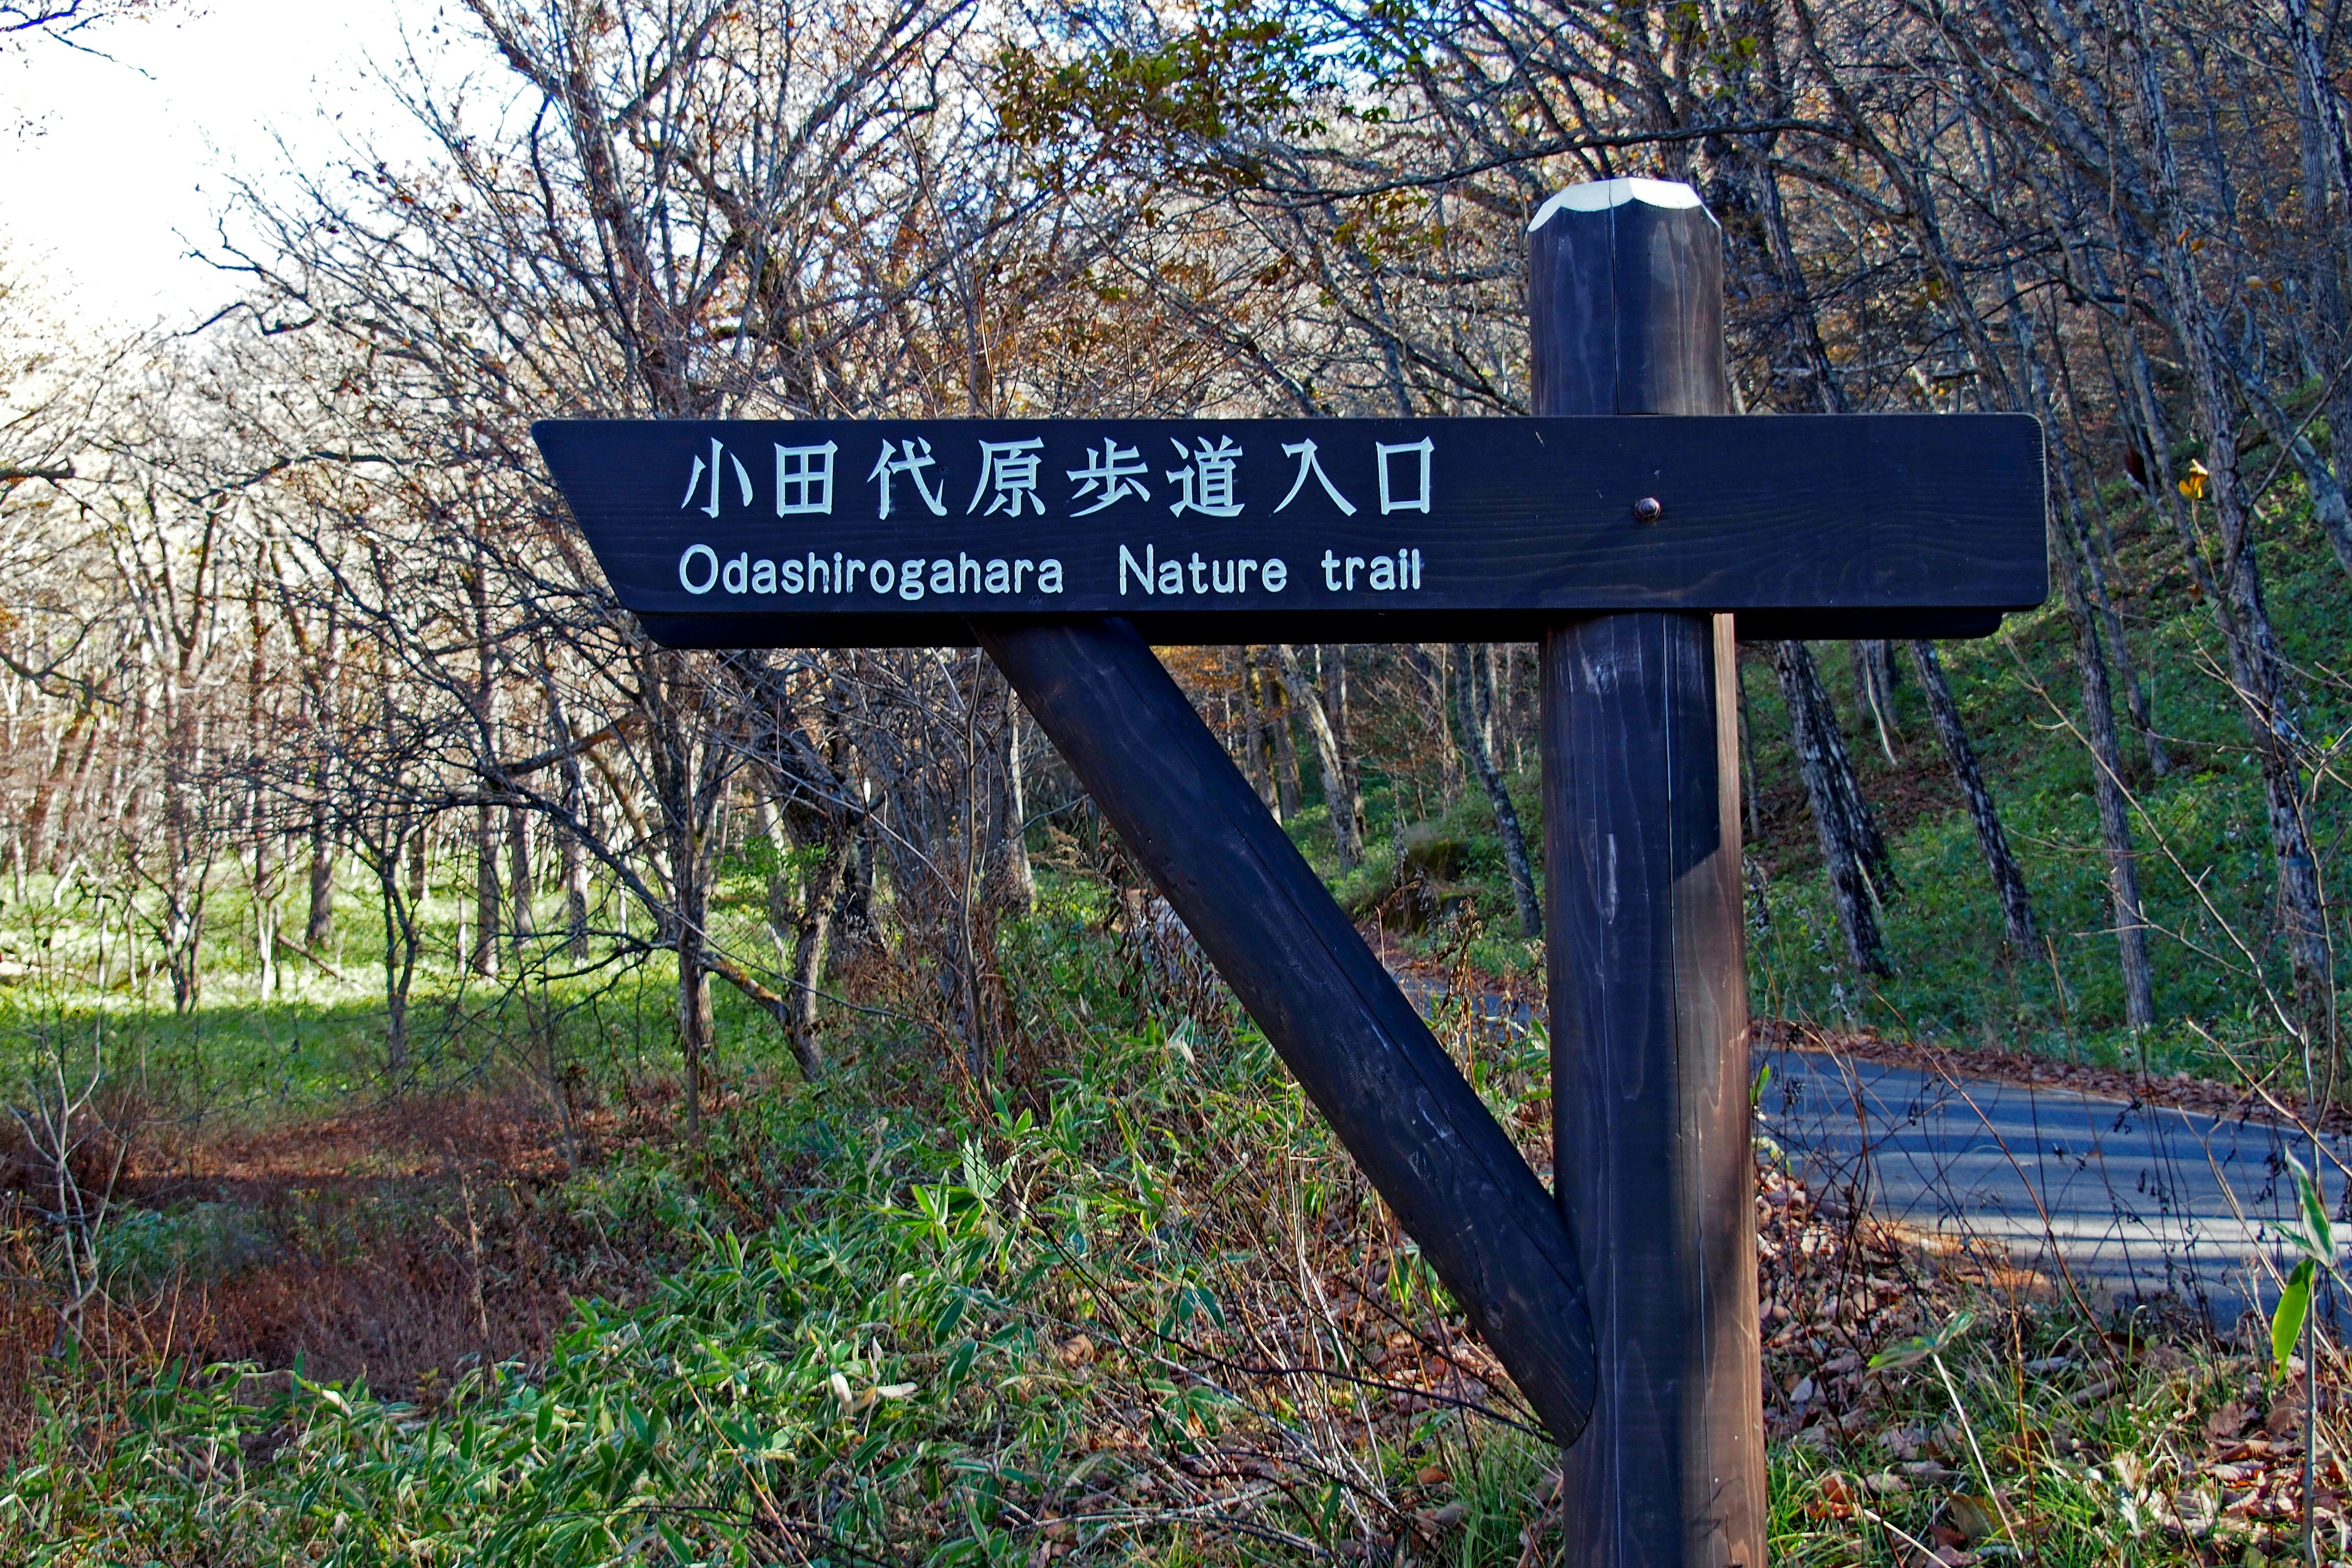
[4,0,2352,1561]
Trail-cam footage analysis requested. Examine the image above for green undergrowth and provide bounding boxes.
[1740,477,2352,1076]
[1320,478,2352,1084]
[0,930,1578,1565]
[1,968,2286,1567]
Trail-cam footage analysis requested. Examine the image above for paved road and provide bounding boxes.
[1758,1045,2349,1330]
[1407,982,2343,1329]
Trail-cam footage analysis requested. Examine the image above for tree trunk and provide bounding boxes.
[1234,648,1276,810]
[1002,708,1036,913]
[677,930,709,1138]
[378,835,420,1080]
[1905,642,2038,954]
[1771,641,1891,976]
[507,805,535,961]
[253,830,278,1003]
[469,542,499,978]
[786,834,847,1079]
[1735,654,1762,841]
[1322,646,1365,851]
[1454,643,1542,938]
[2125,15,2334,1052]
[472,805,500,976]
[2075,484,2168,778]
[306,802,335,946]
[1268,674,1303,823]
[159,704,206,1015]
[2043,297,2171,780]
[563,823,590,960]
[1275,645,1360,870]
[2057,525,2160,1028]
[1850,639,1901,763]
[1407,646,1463,805]
[548,682,594,959]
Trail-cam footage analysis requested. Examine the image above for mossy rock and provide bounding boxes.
[1340,826,1477,931]
[1396,826,1469,882]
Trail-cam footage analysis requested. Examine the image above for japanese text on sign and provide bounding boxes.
[663,428,1438,606]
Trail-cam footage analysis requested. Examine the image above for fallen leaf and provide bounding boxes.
[1417,1501,1466,1531]
[1417,1464,1450,1487]
[1806,1472,1860,1520]
[1948,1493,2003,1544]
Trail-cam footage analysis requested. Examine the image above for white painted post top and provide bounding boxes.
[1528,176,1705,231]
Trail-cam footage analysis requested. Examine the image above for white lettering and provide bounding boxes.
[1118,543,1153,595]
[679,543,718,594]
[1376,438,1434,514]
[1275,439,1358,516]
[774,442,838,515]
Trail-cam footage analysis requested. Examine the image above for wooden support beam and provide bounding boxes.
[1532,178,1766,1568]
[978,615,1598,1445]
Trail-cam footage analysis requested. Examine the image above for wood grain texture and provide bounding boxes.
[978,615,1598,1445]
[1534,187,1766,1568]
[633,605,2008,650]
[534,413,2047,647]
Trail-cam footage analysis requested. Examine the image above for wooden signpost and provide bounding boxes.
[535,176,2048,1568]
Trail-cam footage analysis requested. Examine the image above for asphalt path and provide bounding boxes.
[1406,981,2343,1329]
[1755,1045,2350,1330]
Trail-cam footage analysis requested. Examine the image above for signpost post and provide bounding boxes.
[535,177,2047,1566]
[1532,176,1761,1568]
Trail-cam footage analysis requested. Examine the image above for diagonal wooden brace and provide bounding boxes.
[978,615,1597,1444]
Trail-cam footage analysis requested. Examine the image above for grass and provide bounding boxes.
[1,910,2322,1564]
[0,897,1582,1564]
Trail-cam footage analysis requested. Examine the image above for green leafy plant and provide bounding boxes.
[2268,1150,2340,1567]
[2269,1152,2339,1377]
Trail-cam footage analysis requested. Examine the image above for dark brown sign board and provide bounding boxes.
[532,413,2046,646]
